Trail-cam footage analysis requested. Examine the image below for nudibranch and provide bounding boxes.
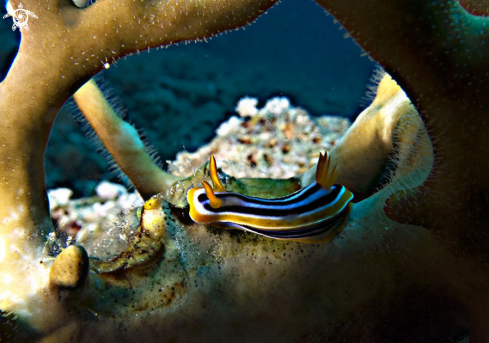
[187,153,354,243]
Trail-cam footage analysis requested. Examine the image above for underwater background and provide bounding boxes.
[0,0,375,196]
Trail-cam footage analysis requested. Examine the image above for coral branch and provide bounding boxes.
[315,0,489,250]
[302,73,421,200]
[0,0,277,329]
[73,79,183,200]
[0,0,278,240]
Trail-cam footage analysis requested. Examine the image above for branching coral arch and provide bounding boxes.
[316,0,489,254]
[0,0,278,259]
[2,0,489,341]
[0,0,278,335]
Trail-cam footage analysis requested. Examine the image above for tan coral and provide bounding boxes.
[73,79,184,200]
[0,0,279,335]
[315,0,489,339]
[1,0,488,341]
[302,72,418,199]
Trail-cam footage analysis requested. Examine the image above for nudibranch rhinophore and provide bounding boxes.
[187,153,354,243]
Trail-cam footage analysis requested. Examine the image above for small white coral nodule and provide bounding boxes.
[264,97,291,116]
[235,97,259,117]
[96,181,127,200]
[216,116,243,137]
[48,188,73,209]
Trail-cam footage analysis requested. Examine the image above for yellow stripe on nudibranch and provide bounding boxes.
[187,153,354,244]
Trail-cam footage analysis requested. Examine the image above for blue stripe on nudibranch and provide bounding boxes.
[187,152,354,244]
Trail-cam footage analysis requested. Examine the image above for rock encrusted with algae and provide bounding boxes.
[47,182,144,261]
[169,96,350,179]
[49,245,89,292]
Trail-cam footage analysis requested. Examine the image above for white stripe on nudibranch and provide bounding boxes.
[187,153,354,244]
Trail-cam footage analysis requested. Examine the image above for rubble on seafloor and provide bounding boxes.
[47,97,350,256]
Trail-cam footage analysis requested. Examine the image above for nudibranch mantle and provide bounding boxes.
[187,153,353,243]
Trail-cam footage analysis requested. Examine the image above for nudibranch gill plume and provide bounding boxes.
[187,153,354,243]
